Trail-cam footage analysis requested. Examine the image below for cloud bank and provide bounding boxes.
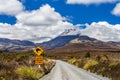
[0,0,120,43]
[80,21,120,42]
[112,3,120,16]
[67,0,116,4]
[0,0,24,16]
[0,2,74,43]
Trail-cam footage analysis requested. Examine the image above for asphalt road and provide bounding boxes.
[40,60,110,80]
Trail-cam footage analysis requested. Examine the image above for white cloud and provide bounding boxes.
[16,4,63,26]
[0,0,24,16]
[0,21,74,43]
[80,21,120,42]
[0,4,74,43]
[0,1,120,43]
[112,3,120,16]
[67,0,116,4]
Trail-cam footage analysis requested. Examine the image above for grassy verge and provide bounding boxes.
[67,57,120,80]
[16,66,44,80]
[44,51,120,80]
[0,52,55,80]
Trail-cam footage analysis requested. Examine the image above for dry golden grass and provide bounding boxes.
[44,50,120,80]
[0,52,55,80]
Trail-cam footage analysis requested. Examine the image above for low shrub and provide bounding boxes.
[68,58,77,64]
[83,59,99,70]
[16,66,44,80]
[109,62,118,68]
[85,52,91,58]
[16,53,31,59]
[0,77,6,80]
[68,58,80,67]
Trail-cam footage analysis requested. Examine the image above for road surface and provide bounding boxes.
[40,60,110,80]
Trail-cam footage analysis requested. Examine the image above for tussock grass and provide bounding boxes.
[83,60,98,70]
[68,58,80,67]
[66,55,120,80]
[108,62,118,68]
[16,66,44,79]
[0,52,55,80]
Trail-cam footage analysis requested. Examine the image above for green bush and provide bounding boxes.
[109,62,118,68]
[16,66,44,79]
[0,50,3,53]
[85,52,90,58]
[0,77,6,80]
[68,58,79,67]
[83,60,98,70]
[68,58,77,64]
[101,67,106,72]
[16,53,30,59]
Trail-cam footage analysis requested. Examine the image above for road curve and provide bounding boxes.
[40,60,110,80]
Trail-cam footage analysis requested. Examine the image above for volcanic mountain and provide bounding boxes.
[0,29,120,52]
[40,29,120,52]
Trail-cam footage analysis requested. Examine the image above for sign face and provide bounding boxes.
[35,56,43,64]
[34,46,44,56]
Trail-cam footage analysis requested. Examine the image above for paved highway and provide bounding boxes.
[40,60,110,80]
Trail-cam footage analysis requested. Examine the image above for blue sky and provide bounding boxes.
[0,0,120,25]
[0,0,120,43]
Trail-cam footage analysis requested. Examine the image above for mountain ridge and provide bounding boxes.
[0,29,120,51]
[39,29,120,52]
[0,38,35,52]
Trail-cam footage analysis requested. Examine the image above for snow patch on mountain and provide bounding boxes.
[60,29,80,36]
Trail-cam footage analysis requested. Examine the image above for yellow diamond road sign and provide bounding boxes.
[34,46,44,56]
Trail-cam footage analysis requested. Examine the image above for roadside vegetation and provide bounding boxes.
[0,49,120,80]
[45,51,120,80]
[68,53,120,80]
[0,51,55,80]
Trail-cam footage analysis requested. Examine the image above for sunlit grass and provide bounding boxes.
[83,59,99,70]
[16,66,44,79]
[109,62,118,68]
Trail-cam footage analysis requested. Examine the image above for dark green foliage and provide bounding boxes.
[85,52,91,58]
[0,50,3,53]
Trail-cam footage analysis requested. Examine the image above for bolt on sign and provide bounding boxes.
[35,56,44,64]
[34,46,44,56]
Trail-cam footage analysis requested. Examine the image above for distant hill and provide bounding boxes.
[39,35,79,49]
[0,38,35,52]
[39,29,120,52]
[0,29,120,52]
[39,29,80,49]
[40,35,120,52]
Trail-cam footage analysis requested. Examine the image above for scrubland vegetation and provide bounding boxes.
[0,51,55,80]
[0,50,120,80]
[45,51,120,80]
[69,53,120,80]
